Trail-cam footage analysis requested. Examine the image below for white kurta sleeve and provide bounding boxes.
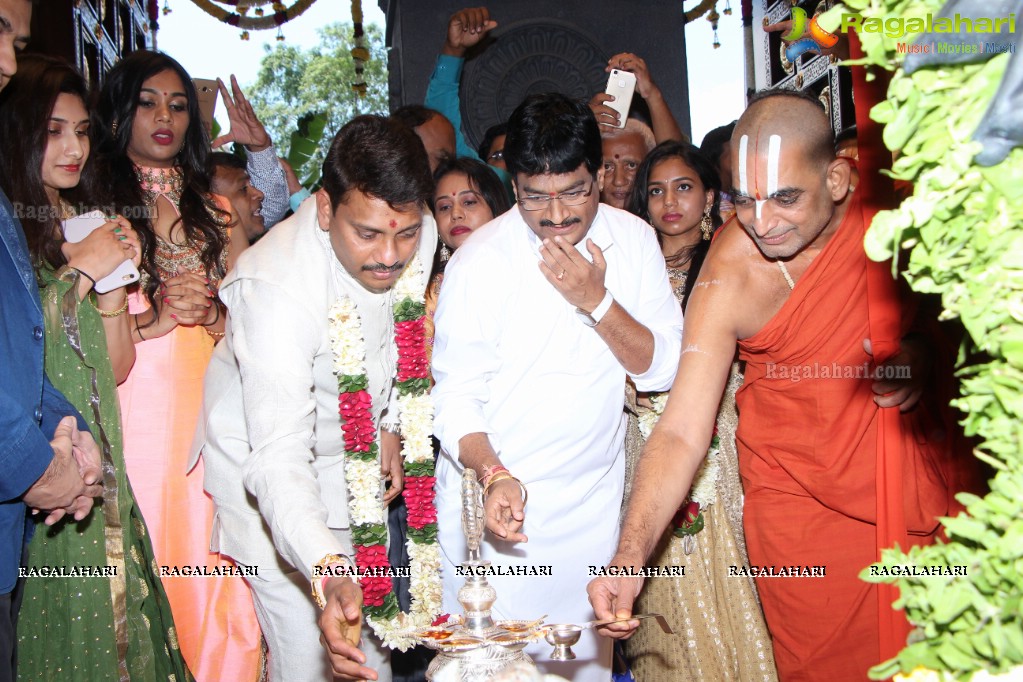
[626,227,684,393]
[224,277,348,579]
[431,247,506,461]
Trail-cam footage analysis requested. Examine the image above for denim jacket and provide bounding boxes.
[0,189,83,595]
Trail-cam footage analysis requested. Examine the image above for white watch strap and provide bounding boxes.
[590,289,614,325]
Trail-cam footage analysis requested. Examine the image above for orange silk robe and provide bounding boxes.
[734,193,955,680]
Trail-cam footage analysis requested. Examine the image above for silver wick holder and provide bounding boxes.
[544,624,582,660]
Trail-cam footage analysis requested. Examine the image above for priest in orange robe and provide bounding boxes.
[588,89,963,680]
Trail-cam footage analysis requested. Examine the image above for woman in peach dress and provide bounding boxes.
[92,50,263,681]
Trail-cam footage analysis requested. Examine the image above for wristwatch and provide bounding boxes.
[576,290,614,328]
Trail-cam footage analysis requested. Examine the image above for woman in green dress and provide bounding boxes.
[0,54,192,681]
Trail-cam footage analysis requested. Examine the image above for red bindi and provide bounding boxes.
[389,219,397,228]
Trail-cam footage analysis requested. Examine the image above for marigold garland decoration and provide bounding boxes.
[351,0,368,96]
[186,0,318,32]
[328,256,442,651]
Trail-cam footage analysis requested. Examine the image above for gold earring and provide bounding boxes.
[111,120,119,136]
[700,210,713,240]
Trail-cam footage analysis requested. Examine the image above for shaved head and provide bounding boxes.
[733,89,835,178]
[729,88,850,259]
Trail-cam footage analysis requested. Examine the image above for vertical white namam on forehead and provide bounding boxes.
[758,133,782,219]
[767,135,781,195]
[738,134,749,197]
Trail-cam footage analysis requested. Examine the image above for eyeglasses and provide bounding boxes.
[516,180,595,211]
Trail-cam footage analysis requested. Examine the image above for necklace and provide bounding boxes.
[135,165,184,209]
[777,260,796,290]
[328,255,442,650]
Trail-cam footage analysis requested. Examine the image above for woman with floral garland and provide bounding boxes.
[0,54,191,681]
[90,50,262,680]
[623,141,777,681]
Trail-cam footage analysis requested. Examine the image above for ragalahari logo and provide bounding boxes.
[782,7,840,61]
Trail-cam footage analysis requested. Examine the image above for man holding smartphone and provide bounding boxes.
[590,53,685,209]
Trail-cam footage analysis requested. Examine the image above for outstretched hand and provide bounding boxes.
[212,75,272,152]
[586,555,644,640]
[483,478,527,543]
[442,7,498,57]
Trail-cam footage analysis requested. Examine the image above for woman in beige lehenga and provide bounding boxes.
[622,141,777,681]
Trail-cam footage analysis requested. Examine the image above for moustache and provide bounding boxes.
[539,217,582,228]
[362,261,405,273]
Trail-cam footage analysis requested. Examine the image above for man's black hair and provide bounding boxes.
[390,104,443,131]
[477,122,507,160]
[322,114,433,211]
[503,93,602,178]
[206,151,247,176]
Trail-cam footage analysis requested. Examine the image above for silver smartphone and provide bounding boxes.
[604,69,637,128]
[62,210,140,293]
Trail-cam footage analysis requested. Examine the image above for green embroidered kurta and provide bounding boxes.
[16,266,192,682]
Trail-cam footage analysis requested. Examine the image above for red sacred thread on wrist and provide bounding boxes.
[480,464,510,488]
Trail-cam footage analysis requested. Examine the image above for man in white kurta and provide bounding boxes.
[432,93,683,680]
[194,116,437,682]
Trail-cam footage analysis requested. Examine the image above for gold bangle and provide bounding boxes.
[311,553,354,609]
[482,472,514,493]
[94,297,129,318]
[483,474,527,505]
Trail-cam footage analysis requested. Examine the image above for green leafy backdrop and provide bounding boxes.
[838,0,1023,679]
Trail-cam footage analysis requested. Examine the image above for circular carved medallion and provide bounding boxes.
[460,20,609,152]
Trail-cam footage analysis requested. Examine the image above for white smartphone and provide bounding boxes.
[604,69,637,128]
[193,78,219,138]
[62,210,140,294]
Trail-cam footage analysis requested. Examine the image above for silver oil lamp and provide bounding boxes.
[415,469,545,681]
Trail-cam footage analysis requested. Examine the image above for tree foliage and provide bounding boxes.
[847,0,1023,678]
[248,22,388,173]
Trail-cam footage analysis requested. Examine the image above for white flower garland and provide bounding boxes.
[328,255,442,650]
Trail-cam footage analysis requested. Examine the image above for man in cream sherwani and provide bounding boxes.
[432,93,683,680]
[194,115,437,682]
